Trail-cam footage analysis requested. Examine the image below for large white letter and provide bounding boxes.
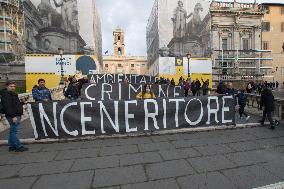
[101,83,113,100]
[84,84,96,100]
[81,102,95,135]
[174,86,182,97]
[129,84,142,99]
[163,99,167,129]
[184,98,203,126]
[169,99,185,128]
[158,85,167,98]
[125,100,138,132]
[207,96,220,124]
[99,101,119,133]
[39,102,59,137]
[144,99,159,131]
[118,74,124,83]
[222,96,233,124]
[60,102,79,136]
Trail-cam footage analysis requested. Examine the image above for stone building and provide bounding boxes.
[208,1,273,87]
[261,2,284,84]
[103,27,148,75]
[0,0,25,90]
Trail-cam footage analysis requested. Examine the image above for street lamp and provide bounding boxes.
[186,53,191,78]
[58,48,65,85]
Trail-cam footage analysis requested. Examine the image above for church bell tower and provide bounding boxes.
[113,27,125,56]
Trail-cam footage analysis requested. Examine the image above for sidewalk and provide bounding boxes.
[0,126,283,189]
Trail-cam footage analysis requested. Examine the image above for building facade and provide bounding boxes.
[262,3,284,84]
[209,1,273,87]
[0,0,25,90]
[146,0,273,87]
[103,27,148,75]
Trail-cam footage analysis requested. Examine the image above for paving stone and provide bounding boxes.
[138,142,174,152]
[32,170,93,189]
[0,177,37,189]
[55,148,100,160]
[171,139,206,148]
[41,142,83,152]
[194,144,234,156]
[256,137,284,148]
[150,135,170,142]
[122,178,180,189]
[93,165,146,188]
[100,145,138,156]
[177,172,238,189]
[120,152,162,166]
[7,151,57,165]
[18,160,73,176]
[71,156,119,171]
[0,154,15,165]
[222,165,281,189]
[226,150,270,166]
[146,159,195,180]
[82,139,121,149]
[119,137,153,145]
[0,164,24,179]
[263,161,284,179]
[188,155,236,173]
[227,141,263,152]
[159,148,201,160]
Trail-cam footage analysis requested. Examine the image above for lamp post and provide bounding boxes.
[186,53,191,78]
[58,48,65,85]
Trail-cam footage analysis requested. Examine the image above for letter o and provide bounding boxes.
[184,98,203,126]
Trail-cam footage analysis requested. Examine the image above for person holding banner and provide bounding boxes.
[32,79,52,102]
[64,77,80,100]
[136,85,156,99]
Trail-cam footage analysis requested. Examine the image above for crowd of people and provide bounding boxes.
[0,75,280,152]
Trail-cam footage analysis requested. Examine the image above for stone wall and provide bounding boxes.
[0,87,64,133]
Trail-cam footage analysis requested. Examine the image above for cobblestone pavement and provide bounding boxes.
[0,125,283,189]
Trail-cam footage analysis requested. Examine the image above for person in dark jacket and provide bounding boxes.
[32,79,52,102]
[191,80,197,96]
[217,81,226,95]
[195,79,201,96]
[237,90,250,120]
[260,87,275,130]
[201,78,209,96]
[0,81,28,152]
[225,82,235,96]
[64,77,80,100]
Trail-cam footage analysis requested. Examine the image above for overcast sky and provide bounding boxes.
[96,0,284,56]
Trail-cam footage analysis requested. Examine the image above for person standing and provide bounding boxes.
[64,77,80,100]
[237,90,250,120]
[136,85,156,99]
[260,87,275,130]
[32,79,52,102]
[195,79,201,96]
[184,80,190,97]
[191,80,197,96]
[201,78,209,96]
[0,81,28,152]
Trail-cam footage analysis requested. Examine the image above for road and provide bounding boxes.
[0,125,283,189]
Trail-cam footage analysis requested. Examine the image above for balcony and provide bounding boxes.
[0,0,19,8]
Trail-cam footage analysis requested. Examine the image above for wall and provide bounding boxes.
[262,5,284,83]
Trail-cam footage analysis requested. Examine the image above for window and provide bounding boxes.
[262,22,270,32]
[131,64,134,67]
[282,67,284,76]
[263,41,269,50]
[222,38,228,50]
[105,64,108,68]
[118,64,122,67]
[282,43,284,52]
[118,35,121,41]
[263,5,270,14]
[118,47,122,55]
[243,39,249,50]
[281,22,284,32]
[281,7,284,15]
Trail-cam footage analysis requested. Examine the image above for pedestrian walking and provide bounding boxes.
[236,90,250,120]
[260,87,275,130]
[0,81,28,152]
[32,79,52,102]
